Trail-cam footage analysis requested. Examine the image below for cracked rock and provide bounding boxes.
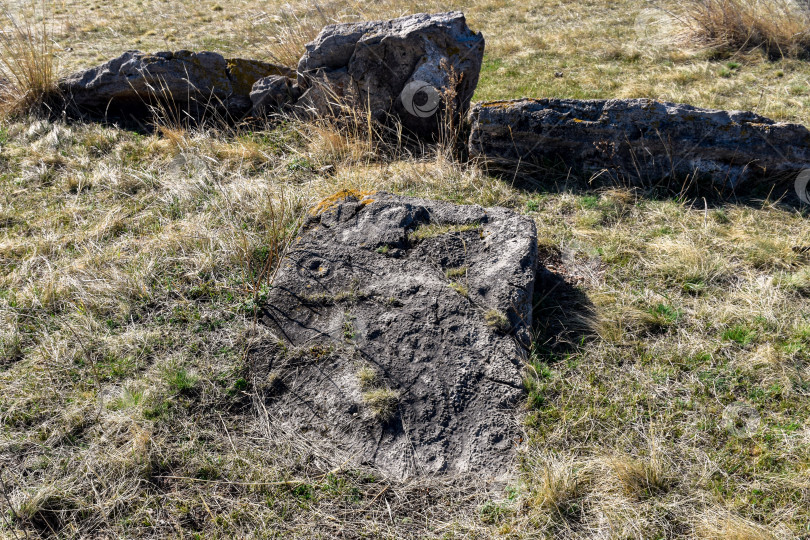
[296,11,485,136]
[251,191,538,479]
[468,98,810,188]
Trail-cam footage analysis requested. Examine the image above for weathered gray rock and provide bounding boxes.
[249,75,301,114]
[226,58,295,114]
[251,191,537,478]
[59,50,294,120]
[468,98,810,188]
[296,12,485,135]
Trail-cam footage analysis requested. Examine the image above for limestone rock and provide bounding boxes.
[251,191,537,478]
[296,12,485,135]
[59,50,293,121]
[468,98,810,188]
[249,75,301,114]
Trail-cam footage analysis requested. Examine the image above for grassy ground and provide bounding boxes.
[1,0,810,538]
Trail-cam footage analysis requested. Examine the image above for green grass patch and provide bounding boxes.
[723,324,758,347]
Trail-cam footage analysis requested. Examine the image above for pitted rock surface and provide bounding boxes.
[296,12,485,135]
[58,50,294,120]
[252,192,537,478]
[468,98,810,188]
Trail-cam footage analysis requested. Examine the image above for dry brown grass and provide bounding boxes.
[264,7,335,67]
[2,103,810,538]
[697,508,780,539]
[0,2,58,116]
[525,453,587,519]
[2,0,810,538]
[680,0,810,57]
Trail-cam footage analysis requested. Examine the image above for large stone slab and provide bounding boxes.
[251,191,537,478]
[58,50,294,121]
[468,98,810,188]
[296,12,485,135]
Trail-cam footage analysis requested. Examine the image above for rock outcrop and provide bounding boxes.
[468,98,810,188]
[251,191,537,478]
[59,50,294,121]
[55,12,486,135]
[296,12,485,135]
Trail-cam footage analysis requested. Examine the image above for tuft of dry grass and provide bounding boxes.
[484,308,511,332]
[361,387,401,422]
[525,453,587,520]
[356,365,379,390]
[680,0,810,57]
[0,2,58,116]
[602,452,672,500]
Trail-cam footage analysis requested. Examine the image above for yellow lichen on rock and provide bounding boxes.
[310,189,376,216]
